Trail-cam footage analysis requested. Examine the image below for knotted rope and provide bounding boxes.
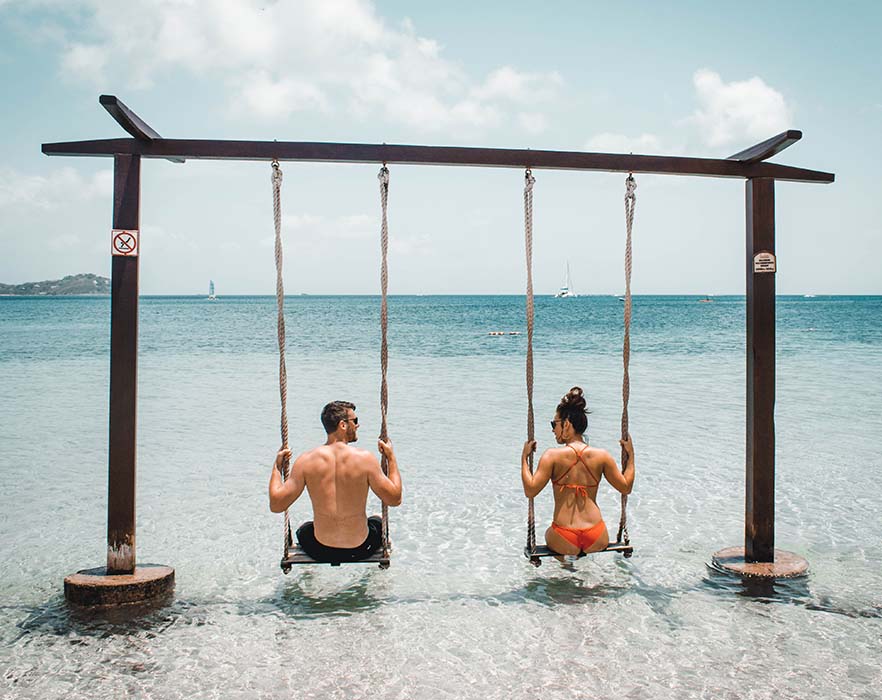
[523,169,537,558]
[378,165,391,557]
[617,174,637,545]
[271,159,293,556]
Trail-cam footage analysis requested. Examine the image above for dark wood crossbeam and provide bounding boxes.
[42,137,834,183]
[728,130,803,164]
[100,95,160,140]
[99,95,185,163]
[42,95,833,182]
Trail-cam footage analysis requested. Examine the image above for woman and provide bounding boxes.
[521,387,635,555]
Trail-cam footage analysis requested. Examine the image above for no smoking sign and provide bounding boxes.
[111,229,139,257]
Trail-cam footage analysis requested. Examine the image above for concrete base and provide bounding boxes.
[712,547,808,579]
[64,564,175,607]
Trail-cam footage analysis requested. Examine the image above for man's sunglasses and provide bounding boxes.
[345,417,359,426]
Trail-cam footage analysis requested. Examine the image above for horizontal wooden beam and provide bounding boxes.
[42,137,835,183]
[728,130,802,164]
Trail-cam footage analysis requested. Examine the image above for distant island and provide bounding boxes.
[0,273,110,296]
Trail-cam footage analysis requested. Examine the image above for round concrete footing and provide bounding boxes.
[712,547,808,579]
[64,564,175,607]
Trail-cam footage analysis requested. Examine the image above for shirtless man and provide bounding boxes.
[268,400,402,563]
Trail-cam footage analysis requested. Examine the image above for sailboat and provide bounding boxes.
[553,262,577,298]
[208,280,216,301]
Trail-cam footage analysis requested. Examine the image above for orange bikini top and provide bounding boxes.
[551,444,599,499]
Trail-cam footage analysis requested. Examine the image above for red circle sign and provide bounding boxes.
[113,231,137,255]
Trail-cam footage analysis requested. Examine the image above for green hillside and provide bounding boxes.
[0,274,110,295]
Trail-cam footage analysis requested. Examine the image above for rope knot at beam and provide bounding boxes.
[625,173,636,201]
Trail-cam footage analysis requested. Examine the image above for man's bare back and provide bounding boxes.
[269,401,402,557]
[290,441,399,547]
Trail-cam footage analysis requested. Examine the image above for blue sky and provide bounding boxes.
[1,1,879,294]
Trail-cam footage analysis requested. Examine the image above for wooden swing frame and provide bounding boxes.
[42,95,834,579]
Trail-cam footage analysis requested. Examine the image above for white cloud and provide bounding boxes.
[0,166,113,209]
[142,223,198,252]
[282,214,325,230]
[472,66,563,103]
[48,233,81,251]
[280,213,374,241]
[91,169,113,196]
[18,0,560,134]
[585,132,662,153]
[518,112,548,134]
[338,214,373,234]
[687,68,792,148]
[60,43,108,84]
[380,94,500,132]
[390,232,431,257]
[232,71,328,120]
[219,240,242,253]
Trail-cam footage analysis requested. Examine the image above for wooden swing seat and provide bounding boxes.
[281,544,391,572]
[525,542,633,565]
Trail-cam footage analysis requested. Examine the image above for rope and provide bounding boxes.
[617,174,637,545]
[271,159,293,556]
[378,165,391,557]
[523,169,537,557]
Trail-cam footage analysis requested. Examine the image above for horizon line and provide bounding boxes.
[3,292,880,298]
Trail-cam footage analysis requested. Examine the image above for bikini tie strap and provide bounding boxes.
[560,483,590,499]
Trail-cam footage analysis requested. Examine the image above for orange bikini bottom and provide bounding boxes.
[551,520,607,552]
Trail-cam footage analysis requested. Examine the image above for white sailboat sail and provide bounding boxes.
[208,280,216,300]
[554,262,577,298]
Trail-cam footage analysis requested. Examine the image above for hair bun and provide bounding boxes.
[556,386,590,433]
[562,386,586,410]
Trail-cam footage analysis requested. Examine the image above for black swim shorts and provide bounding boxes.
[295,515,383,563]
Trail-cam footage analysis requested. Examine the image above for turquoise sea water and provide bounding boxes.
[1,295,881,699]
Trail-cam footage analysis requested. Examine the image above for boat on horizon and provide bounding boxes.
[208,280,216,301]
[698,295,713,303]
[554,262,577,298]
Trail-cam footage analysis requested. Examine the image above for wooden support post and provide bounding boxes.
[712,176,805,579]
[107,153,140,574]
[64,154,173,605]
[745,177,776,563]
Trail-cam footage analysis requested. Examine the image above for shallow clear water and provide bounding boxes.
[1,295,881,699]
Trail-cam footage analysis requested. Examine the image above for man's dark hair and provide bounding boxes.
[321,400,356,434]
[556,386,590,434]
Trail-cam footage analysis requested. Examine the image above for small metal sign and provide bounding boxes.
[753,251,776,273]
[112,229,139,257]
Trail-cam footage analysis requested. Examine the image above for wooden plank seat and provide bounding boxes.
[281,545,391,572]
[525,542,633,565]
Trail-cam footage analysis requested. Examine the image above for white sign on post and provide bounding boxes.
[111,229,139,257]
[753,251,776,273]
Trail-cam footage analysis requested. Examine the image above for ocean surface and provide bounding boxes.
[1,294,881,699]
